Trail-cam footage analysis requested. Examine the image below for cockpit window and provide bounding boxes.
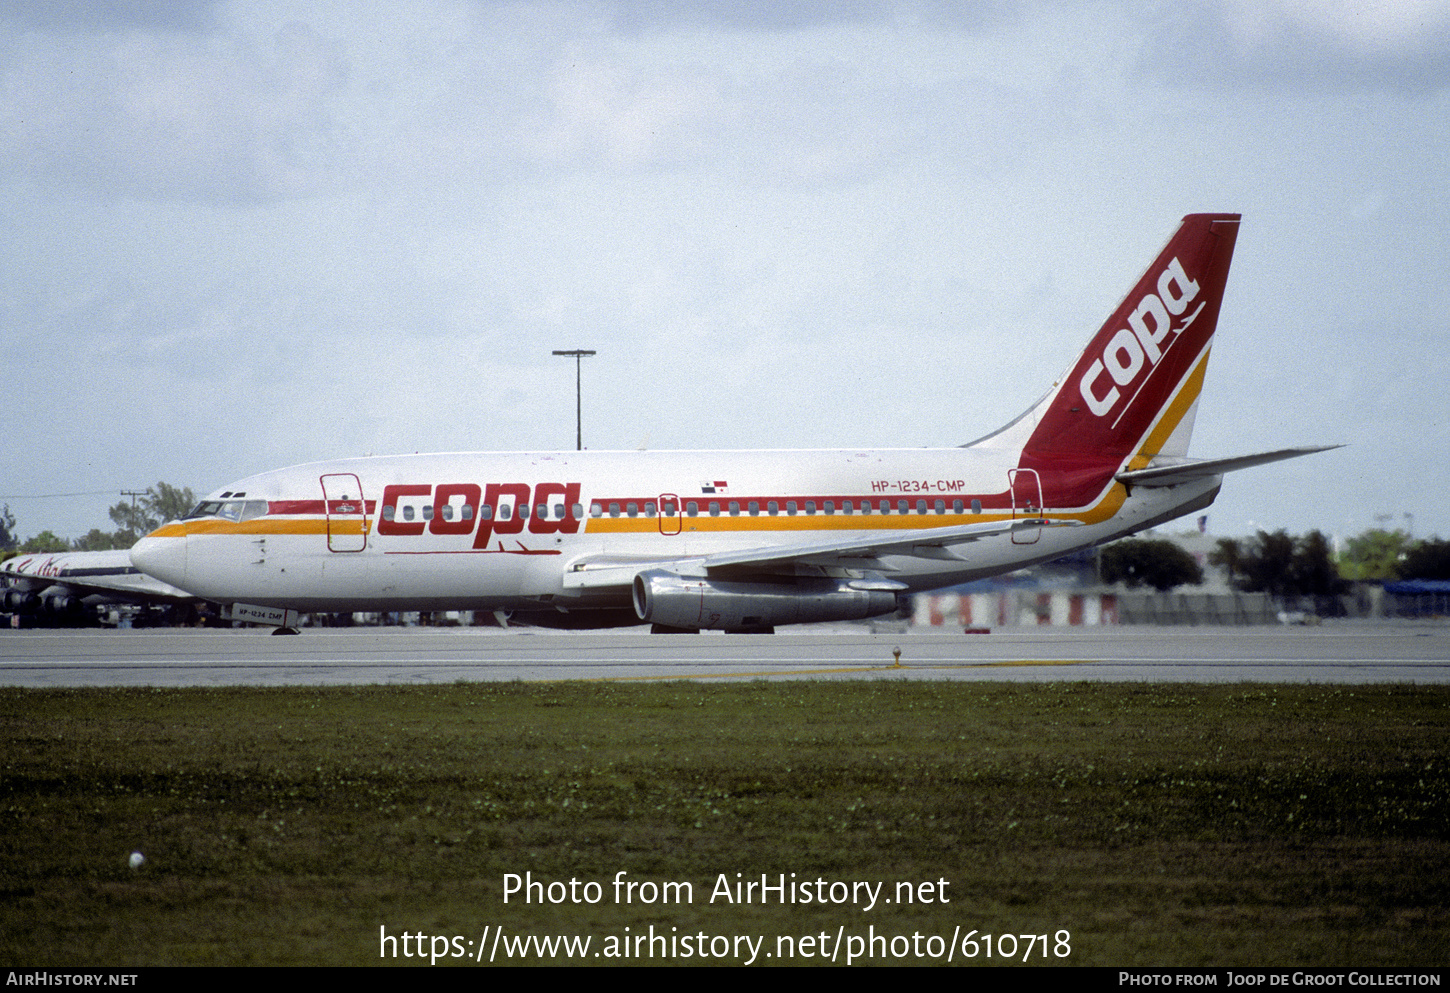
[184,501,222,519]
[184,499,269,522]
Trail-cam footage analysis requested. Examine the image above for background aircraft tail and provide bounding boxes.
[973,213,1241,471]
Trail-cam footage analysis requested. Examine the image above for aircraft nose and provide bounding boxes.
[130,531,187,588]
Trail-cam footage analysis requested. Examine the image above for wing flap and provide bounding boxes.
[2,550,196,604]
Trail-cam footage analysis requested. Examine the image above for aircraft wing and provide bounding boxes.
[1115,446,1342,487]
[2,550,197,607]
[562,517,1079,590]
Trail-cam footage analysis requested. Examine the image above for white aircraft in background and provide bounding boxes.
[131,213,1332,633]
[2,549,199,624]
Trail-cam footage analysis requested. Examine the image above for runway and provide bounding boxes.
[2,621,1448,687]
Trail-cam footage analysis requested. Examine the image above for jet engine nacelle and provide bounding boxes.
[3,589,39,613]
[40,590,84,616]
[632,569,901,632]
[1,587,83,616]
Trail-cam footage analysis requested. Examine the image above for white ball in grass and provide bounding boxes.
[128,852,145,870]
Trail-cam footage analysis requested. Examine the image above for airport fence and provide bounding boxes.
[910,589,1348,628]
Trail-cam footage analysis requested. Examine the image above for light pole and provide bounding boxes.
[552,349,596,451]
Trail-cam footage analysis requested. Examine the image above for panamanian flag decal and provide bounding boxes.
[700,480,729,495]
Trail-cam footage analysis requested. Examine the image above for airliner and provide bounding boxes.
[130,214,1331,633]
[3,549,197,622]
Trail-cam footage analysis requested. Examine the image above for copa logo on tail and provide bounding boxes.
[1078,257,1203,418]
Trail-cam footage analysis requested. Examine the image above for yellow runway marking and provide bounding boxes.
[964,659,1092,668]
[569,658,1091,682]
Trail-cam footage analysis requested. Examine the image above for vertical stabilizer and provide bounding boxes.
[974,214,1240,472]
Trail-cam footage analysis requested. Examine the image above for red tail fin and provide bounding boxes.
[1021,213,1240,466]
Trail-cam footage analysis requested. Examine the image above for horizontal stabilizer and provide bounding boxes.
[1115,446,1342,487]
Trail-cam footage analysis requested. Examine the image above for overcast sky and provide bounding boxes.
[3,0,1447,545]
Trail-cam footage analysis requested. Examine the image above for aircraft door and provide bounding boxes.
[321,473,369,552]
[658,493,682,536]
[1008,468,1042,545]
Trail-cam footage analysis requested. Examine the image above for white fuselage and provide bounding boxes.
[130,446,1219,615]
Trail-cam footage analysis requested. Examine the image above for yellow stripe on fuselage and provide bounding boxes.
[146,519,370,538]
[585,512,1013,534]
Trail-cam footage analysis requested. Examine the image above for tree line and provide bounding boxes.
[0,483,195,556]
[1100,527,1450,597]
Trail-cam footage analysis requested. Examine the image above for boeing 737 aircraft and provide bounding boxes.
[130,214,1331,632]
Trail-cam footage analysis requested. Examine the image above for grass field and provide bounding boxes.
[2,680,1447,966]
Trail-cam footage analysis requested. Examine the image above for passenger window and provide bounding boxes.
[423,504,434,521]
[953,499,964,514]
[786,501,797,515]
[804,501,816,515]
[686,501,698,517]
[916,500,926,514]
[382,505,396,521]
[481,505,494,520]
[708,501,720,516]
[462,504,474,521]
[748,501,760,515]
[971,499,982,514]
[403,506,415,522]
[609,502,620,517]
[572,503,584,520]
[768,500,779,515]
[627,502,638,517]
[590,502,602,517]
[499,504,512,521]
[729,501,740,516]
[898,500,909,514]
[824,501,834,514]
[441,505,454,521]
[553,503,565,519]
[934,499,945,514]
[644,501,657,517]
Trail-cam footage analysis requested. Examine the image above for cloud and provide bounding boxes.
[0,20,348,203]
[0,1,221,35]
[1222,0,1450,55]
[1144,0,1450,92]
